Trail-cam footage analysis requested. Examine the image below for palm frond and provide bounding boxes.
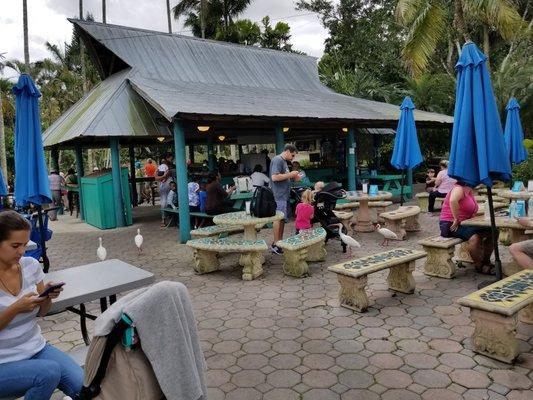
[467,0,525,39]
[173,0,200,19]
[396,0,427,25]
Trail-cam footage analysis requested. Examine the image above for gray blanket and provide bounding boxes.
[93,281,207,400]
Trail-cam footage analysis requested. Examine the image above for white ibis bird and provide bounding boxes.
[374,223,398,246]
[134,228,143,255]
[97,237,107,261]
[335,223,361,257]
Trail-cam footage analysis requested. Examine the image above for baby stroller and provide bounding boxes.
[312,182,348,252]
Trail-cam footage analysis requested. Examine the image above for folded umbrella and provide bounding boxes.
[503,97,528,165]
[0,171,7,197]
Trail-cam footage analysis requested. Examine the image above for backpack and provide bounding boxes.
[250,186,276,218]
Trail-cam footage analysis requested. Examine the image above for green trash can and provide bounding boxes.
[81,168,132,229]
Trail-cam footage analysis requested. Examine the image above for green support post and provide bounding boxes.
[110,138,126,227]
[275,124,284,154]
[207,134,215,171]
[407,168,413,199]
[347,128,356,191]
[75,145,84,220]
[128,145,137,207]
[173,121,191,243]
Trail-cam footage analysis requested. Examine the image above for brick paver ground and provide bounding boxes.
[43,203,532,399]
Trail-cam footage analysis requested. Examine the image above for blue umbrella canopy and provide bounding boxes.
[390,96,423,170]
[448,43,511,187]
[13,74,51,206]
[503,97,528,165]
[0,171,7,196]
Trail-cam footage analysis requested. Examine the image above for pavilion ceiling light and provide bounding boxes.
[342,127,349,133]
[197,125,210,132]
[218,135,225,141]
[157,136,166,142]
[283,127,289,133]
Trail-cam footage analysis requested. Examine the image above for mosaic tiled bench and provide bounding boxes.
[368,200,393,223]
[458,270,533,363]
[418,236,463,279]
[190,224,245,238]
[328,248,426,312]
[379,206,421,240]
[186,237,268,281]
[276,227,327,278]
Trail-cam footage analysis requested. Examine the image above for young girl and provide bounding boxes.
[0,211,83,400]
[295,189,314,234]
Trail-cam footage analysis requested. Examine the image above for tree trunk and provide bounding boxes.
[166,0,172,33]
[102,0,106,23]
[453,0,470,42]
[80,0,87,93]
[483,25,490,68]
[0,93,7,180]
[23,0,30,70]
[200,0,206,38]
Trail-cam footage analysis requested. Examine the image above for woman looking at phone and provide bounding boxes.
[0,211,83,400]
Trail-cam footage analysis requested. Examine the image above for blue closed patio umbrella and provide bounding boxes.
[13,74,52,271]
[390,96,423,205]
[503,98,528,165]
[448,42,512,283]
[0,171,7,197]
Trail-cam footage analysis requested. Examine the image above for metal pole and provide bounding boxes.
[110,138,125,227]
[36,206,50,273]
[407,168,413,199]
[173,121,191,243]
[128,144,137,207]
[166,0,172,33]
[75,145,84,220]
[478,187,503,288]
[347,128,356,191]
[275,124,284,154]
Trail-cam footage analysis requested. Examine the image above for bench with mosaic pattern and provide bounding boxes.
[458,270,533,363]
[276,227,327,278]
[190,224,245,238]
[418,235,464,279]
[328,248,426,312]
[379,206,421,240]
[186,237,268,281]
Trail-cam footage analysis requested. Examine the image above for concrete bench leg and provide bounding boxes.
[306,241,327,262]
[499,228,511,246]
[376,206,388,223]
[417,197,429,212]
[384,219,406,240]
[404,215,420,232]
[455,242,473,265]
[520,303,533,324]
[422,246,456,279]
[387,261,416,294]
[470,309,518,363]
[337,274,369,312]
[240,251,264,281]
[193,249,220,274]
[282,248,309,278]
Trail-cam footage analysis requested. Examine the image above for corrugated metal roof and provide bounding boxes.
[43,68,170,146]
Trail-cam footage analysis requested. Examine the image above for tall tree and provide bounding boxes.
[166,0,173,33]
[102,0,107,23]
[23,0,29,69]
[0,56,7,179]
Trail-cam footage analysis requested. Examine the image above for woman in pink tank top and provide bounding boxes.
[439,183,496,275]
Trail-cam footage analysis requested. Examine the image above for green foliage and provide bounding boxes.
[511,149,533,183]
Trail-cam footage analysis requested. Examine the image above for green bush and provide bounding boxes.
[512,149,533,183]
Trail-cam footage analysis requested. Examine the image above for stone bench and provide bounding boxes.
[333,210,355,235]
[190,224,245,238]
[276,227,327,278]
[415,192,443,212]
[418,236,463,279]
[458,270,533,363]
[327,248,427,312]
[368,200,393,222]
[187,237,268,280]
[335,201,359,211]
[379,206,421,240]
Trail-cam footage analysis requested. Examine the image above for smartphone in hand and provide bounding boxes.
[39,282,65,298]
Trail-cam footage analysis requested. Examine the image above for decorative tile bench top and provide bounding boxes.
[190,225,244,236]
[335,202,359,210]
[368,201,393,207]
[213,211,284,226]
[187,237,268,252]
[418,235,463,248]
[328,248,426,278]
[458,270,533,316]
[380,206,421,220]
[277,227,326,250]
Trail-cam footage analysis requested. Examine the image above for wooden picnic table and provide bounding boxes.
[47,259,155,345]
[213,211,284,240]
[461,216,532,244]
[346,191,393,232]
[357,174,411,198]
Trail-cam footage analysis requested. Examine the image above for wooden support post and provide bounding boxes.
[110,137,125,227]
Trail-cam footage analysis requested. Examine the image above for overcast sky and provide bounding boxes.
[1,0,333,77]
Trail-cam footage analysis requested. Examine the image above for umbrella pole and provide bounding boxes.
[400,170,405,206]
[36,205,50,273]
[478,187,502,289]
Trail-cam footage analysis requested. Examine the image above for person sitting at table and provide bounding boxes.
[205,171,236,215]
[439,182,496,275]
[509,218,533,270]
[429,160,456,213]
[0,210,83,400]
[250,164,270,189]
[425,168,436,193]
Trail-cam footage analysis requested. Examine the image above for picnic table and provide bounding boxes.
[461,216,532,244]
[357,174,411,198]
[47,259,154,345]
[498,190,533,201]
[230,191,253,210]
[346,191,393,232]
[213,211,284,240]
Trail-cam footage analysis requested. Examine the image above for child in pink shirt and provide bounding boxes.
[295,189,314,233]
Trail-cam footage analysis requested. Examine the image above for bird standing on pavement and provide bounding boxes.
[135,228,143,255]
[335,223,361,257]
[375,223,398,246]
[97,237,107,261]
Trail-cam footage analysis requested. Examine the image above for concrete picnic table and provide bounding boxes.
[498,189,533,201]
[46,259,154,345]
[461,216,532,244]
[213,211,284,240]
[346,191,393,232]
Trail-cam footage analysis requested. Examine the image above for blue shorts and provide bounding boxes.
[439,220,492,241]
[275,199,289,223]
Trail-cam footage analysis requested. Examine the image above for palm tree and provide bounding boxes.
[23,0,29,69]
[102,0,106,23]
[173,0,208,38]
[0,55,7,179]
[166,0,172,33]
[396,0,524,76]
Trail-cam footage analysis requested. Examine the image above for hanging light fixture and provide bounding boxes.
[157,136,166,142]
[197,126,210,132]
[342,127,349,133]
[283,127,289,133]
[218,135,225,141]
